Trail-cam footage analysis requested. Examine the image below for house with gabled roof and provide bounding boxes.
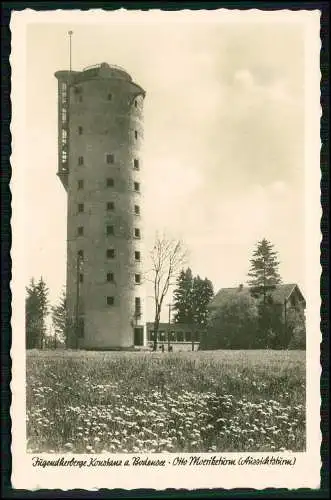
[206,283,306,349]
[210,283,306,312]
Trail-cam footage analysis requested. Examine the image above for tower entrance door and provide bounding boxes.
[134,327,144,346]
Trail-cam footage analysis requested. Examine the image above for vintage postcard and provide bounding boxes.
[10,8,321,491]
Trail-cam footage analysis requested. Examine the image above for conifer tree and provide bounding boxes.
[25,276,49,349]
[25,278,40,349]
[51,288,67,347]
[192,276,214,329]
[247,238,282,304]
[173,268,194,324]
[172,269,214,341]
[247,239,283,345]
[35,277,49,348]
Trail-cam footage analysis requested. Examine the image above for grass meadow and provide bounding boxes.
[26,349,306,454]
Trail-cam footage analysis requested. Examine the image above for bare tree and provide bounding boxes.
[149,234,187,351]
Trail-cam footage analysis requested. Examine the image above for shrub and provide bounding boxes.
[202,292,259,349]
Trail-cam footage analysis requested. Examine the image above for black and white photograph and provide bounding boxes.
[10,8,321,490]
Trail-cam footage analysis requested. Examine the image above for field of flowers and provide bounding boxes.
[26,349,306,454]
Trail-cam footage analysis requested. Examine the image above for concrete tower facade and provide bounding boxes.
[55,63,146,349]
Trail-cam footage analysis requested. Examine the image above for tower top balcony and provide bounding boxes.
[54,62,145,96]
[82,62,132,80]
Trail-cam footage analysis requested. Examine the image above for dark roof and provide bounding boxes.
[271,284,300,304]
[210,283,305,309]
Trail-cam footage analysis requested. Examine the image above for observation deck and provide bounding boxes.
[55,62,145,97]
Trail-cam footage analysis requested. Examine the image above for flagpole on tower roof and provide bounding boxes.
[68,30,73,72]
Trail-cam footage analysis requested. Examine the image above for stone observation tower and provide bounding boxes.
[55,62,146,349]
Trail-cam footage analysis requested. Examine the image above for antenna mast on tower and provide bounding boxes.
[68,30,73,72]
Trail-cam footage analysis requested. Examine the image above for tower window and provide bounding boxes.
[106,153,114,164]
[108,93,112,101]
[107,249,115,259]
[107,225,114,236]
[78,250,84,259]
[78,156,84,165]
[107,272,114,283]
[79,273,84,283]
[77,226,84,236]
[133,159,139,170]
[135,274,141,284]
[134,205,140,215]
[78,318,84,338]
[107,201,115,211]
[134,228,141,239]
[107,178,114,187]
[61,129,67,143]
[134,100,138,108]
[78,179,84,189]
[135,251,141,261]
[134,130,138,140]
[61,151,68,163]
[107,296,115,306]
[134,182,140,192]
[135,297,141,317]
[78,203,84,213]
[78,126,83,135]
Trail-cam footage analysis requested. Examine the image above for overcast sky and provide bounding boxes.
[18,10,317,322]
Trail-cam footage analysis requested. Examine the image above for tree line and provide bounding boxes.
[26,279,67,349]
[26,237,305,350]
